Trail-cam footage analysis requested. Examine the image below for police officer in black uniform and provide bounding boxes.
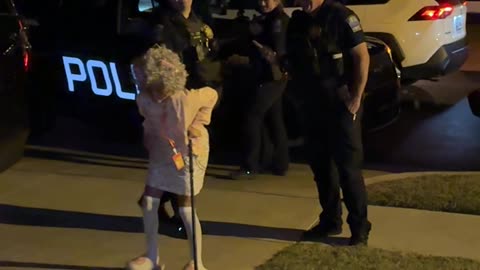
[136,0,222,233]
[230,0,290,179]
[286,0,371,245]
[150,0,223,92]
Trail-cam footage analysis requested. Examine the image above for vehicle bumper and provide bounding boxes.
[402,37,468,80]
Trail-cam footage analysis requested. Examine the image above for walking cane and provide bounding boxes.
[188,136,199,270]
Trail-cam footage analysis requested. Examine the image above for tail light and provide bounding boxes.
[17,19,30,72]
[409,4,454,21]
[23,51,30,72]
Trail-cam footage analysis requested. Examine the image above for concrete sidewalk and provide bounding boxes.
[1,154,479,269]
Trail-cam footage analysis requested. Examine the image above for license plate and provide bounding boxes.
[454,15,463,34]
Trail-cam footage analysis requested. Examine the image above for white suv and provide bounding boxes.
[346,0,468,82]
[212,0,468,82]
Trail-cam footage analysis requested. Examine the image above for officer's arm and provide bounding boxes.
[150,21,183,60]
[342,12,370,100]
[147,8,168,45]
[151,24,167,45]
[350,42,369,99]
[271,17,289,67]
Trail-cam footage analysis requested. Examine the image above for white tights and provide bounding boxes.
[142,197,207,269]
[179,206,207,270]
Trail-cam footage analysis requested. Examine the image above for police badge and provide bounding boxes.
[201,24,214,39]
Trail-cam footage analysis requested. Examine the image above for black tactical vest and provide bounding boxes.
[250,7,289,83]
[153,11,220,89]
[185,16,212,62]
[310,6,346,82]
[288,4,348,85]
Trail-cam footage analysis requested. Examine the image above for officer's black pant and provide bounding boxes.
[160,192,178,212]
[302,85,370,235]
[242,79,289,173]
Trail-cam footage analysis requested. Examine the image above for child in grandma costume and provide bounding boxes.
[128,45,217,270]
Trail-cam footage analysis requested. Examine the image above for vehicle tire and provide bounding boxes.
[468,89,480,117]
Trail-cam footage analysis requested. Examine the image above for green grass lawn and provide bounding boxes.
[367,174,480,215]
[256,244,480,270]
[258,174,480,269]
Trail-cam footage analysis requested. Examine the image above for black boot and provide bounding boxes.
[169,199,187,239]
[229,169,257,180]
[157,204,172,223]
[303,221,343,240]
[349,222,372,246]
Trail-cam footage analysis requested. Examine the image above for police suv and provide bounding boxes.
[0,0,31,172]
[0,0,401,170]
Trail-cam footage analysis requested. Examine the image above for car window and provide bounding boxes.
[342,0,390,5]
[13,0,60,21]
[223,0,257,9]
[0,0,12,14]
[221,0,294,9]
[218,0,390,9]
[56,0,119,38]
[138,0,158,12]
[137,0,212,24]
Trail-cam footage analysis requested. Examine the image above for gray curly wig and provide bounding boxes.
[131,44,188,98]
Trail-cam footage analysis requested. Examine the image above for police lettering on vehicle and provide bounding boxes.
[62,56,137,101]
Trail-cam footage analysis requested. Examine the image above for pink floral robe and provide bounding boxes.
[136,87,218,196]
